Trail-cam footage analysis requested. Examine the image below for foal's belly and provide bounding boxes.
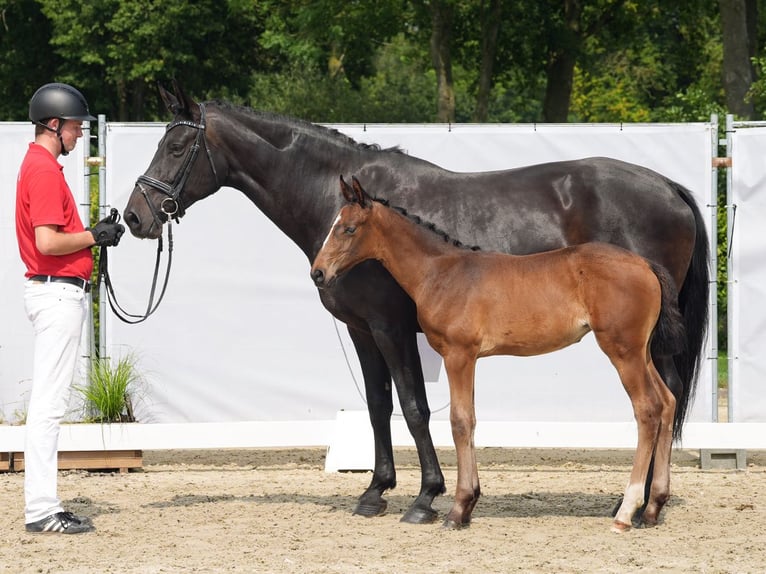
[478,319,591,358]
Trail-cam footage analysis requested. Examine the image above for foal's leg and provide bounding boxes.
[442,352,480,529]
[641,362,677,526]
[612,353,683,520]
[610,357,663,532]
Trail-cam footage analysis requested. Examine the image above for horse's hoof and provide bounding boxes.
[400,506,439,525]
[353,498,387,517]
[610,520,632,533]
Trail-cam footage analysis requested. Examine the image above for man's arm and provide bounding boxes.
[34,224,96,255]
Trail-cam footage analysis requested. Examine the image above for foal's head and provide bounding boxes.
[311,175,377,288]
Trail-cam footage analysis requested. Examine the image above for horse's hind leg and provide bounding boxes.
[641,362,677,527]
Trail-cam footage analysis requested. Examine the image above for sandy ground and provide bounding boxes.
[0,447,763,574]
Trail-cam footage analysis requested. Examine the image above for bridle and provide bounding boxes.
[136,102,220,225]
[98,102,220,324]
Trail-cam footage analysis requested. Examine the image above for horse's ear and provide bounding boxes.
[158,83,180,116]
[339,175,356,203]
[171,79,198,116]
[158,79,198,117]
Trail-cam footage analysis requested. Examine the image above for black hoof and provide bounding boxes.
[400,505,439,525]
[353,498,387,517]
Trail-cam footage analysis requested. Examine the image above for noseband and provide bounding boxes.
[136,102,220,225]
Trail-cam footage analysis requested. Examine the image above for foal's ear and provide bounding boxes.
[351,176,370,207]
[339,175,356,203]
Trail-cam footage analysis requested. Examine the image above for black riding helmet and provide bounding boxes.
[29,83,96,156]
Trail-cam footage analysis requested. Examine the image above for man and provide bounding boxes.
[15,82,124,534]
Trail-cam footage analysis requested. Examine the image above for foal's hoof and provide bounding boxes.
[400,505,439,525]
[639,514,659,528]
[610,520,631,533]
[353,498,387,517]
[441,518,470,530]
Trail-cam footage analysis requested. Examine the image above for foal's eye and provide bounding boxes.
[344,226,356,235]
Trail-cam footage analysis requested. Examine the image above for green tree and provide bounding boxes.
[0,0,60,120]
[36,0,266,120]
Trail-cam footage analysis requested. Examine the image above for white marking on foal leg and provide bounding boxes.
[612,482,644,532]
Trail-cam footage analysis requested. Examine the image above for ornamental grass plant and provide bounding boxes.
[75,354,142,423]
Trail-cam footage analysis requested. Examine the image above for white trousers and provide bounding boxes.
[23,281,87,524]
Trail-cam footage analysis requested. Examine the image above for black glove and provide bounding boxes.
[89,215,125,247]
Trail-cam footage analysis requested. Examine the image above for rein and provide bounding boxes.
[96,209,173,324]
[101,102,218,323]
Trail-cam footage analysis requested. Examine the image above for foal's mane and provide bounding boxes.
[371,197,481,251]
[209,99,405,154]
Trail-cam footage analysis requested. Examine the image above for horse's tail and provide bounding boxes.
[662,181,711,441]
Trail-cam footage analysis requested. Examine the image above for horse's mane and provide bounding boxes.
[371,197,481,251]
[208,99,405,154]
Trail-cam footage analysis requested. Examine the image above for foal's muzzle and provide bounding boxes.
[310,268,329,288]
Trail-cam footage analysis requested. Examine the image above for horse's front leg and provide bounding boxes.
[346,325,396,517]
[442,352,480,529]
[370,324,445,524]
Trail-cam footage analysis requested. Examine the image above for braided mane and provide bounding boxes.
[371,197,481,251]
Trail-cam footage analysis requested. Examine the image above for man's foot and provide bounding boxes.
[25,511,95,534]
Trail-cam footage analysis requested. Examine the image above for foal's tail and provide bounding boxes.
[650,263,687,358]
[650,262,688,432]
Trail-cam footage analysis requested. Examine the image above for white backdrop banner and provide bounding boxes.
[103,122,716,425]
[0,123,89,423]
[729,126,766,422]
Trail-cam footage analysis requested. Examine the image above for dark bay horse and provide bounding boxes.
[123,81,709,525]
[311,176,685,531]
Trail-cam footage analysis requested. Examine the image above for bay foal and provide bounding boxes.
[311,176,685,532]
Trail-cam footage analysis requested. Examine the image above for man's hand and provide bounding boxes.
[89,215,125,247]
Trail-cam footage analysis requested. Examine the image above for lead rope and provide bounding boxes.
[96,209,174,324]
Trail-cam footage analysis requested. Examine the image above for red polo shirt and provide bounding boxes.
[15,143,93,280]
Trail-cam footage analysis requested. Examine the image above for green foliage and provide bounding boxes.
[0,0,61,120]
[28,0,267,120]
[75,355,143,423]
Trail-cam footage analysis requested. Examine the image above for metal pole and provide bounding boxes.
[724,114,735,423]
[98,114,108,360]
[82,120,94,383]
[709,113,720,422]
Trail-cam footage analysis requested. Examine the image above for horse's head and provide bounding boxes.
[311,175,376,289]
[124,80,222,239]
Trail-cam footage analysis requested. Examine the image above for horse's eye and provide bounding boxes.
[344,226,356,235]
[168,143,184,156]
